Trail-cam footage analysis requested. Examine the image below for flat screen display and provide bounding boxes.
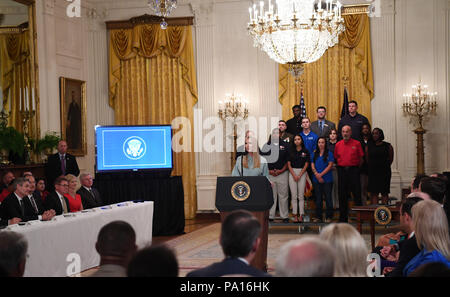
[95,125,173,172]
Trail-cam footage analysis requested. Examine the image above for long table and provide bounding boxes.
[2,201,154,277]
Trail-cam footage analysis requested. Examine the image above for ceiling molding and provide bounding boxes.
[105,13,194,29]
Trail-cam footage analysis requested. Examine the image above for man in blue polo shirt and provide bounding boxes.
[300,117,318,156]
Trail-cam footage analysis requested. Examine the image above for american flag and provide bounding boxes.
[299,91,307,119]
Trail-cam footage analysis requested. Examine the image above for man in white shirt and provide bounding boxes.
[77,173,103,209]
[44,176,71,215]
[24,174,55,221]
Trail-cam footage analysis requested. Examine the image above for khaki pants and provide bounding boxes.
[289,168,307,215]
[269,171,289,219]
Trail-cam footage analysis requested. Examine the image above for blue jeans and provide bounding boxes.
[314,182,333,220]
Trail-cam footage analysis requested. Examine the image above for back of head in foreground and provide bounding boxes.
[320,223,369,277]
[275,236,335,277]
[0,231,28,277]
[127,244,179,277]
[220,210,261,259]
[96,221,137,266]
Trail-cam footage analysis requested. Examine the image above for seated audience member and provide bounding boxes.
[0,178,52,222]
[127,244,178,277]
[407,191,431,200]
[382,197,423,276]
[35,178,49,202]
[65,174,83,212]
[319,223,368,277]
[0,231,28,277]
[44,176,71,215]
[0,179,15,203]
[408,262,450,277]
[403,200,450,276]
[77,173,103,209]
[24,174,55,221]
[0,171,14,192]
[187,210,270,277]
[419,176,447,204]
[410,174,428,193]
[90,221,137,277]
[275,237,335,277]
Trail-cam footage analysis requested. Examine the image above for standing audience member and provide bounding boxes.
[311,137,334,223]
[90,221,137,277]
[287,135,310,223]
[328,129,339,209]
[35,178,49,202]
[0,171,15,192]
[44,176,71,215]
[0,231,28,277]
[311,106,336,139]
[286,105,303,136]
[187,210,270,277]
[338,100,370,141]
[403,200,450,276]
[262,129,290,223]
[367,128,394,205]
[127,244,178,277]
[385,197,423,277]
[334,125,364,222]
[320,223,368,277]
[45,140,80,192]
[278,120,293,143]
[275,237,335,277]
[359,123,372,203]
[77,173,103,209]
[300,117,318,156]
[65,174,83,212]
[232,137,269,178]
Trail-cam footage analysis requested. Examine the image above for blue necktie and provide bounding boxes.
[320,121,323,134]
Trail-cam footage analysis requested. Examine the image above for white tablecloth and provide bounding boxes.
[3,201,153,277]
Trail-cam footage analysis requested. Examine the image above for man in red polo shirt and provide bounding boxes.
[334,125,364,222]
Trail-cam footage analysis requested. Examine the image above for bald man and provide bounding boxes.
[334,125,364,222]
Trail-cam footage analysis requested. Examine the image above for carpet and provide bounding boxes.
[166,223,389,276]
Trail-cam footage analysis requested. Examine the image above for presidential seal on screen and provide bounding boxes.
[374,206,392,225]
[123,136,147,160]
[231,181,251,202]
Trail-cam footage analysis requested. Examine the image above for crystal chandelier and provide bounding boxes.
[148,0,178,29]
[248,0,345,81]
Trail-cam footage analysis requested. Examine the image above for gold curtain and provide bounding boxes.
[279,14,373,126]
[0,30,33,132]
[109,24,198,219]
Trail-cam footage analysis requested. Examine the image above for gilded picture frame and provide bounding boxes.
[59,77,87,156]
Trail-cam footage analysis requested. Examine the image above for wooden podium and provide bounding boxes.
[215,176,273,272]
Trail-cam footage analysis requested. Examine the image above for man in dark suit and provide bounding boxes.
[77,173,103,209]
[311,106,336,139]
[286,105,303,136]
[0,171,15,192]
[23,174,55,220]
[0,178,53,223]
[44,176,71,215]
[45,140,80,192]
[187,210,270,277]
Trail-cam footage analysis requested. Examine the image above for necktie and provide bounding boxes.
[320,121,323,134]
[61,155,66,175]
[29,195,38,214]
[61,196,68,214]
[19,199,25,216]
[89,188,96,203]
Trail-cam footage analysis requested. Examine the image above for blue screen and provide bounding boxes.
[95,125,172,172]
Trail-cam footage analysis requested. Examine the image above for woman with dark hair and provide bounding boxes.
[35,178,49,202]
[328,129,339,209]
[311,137,335,222]
[366,128,394,205]
[360,123,372,203]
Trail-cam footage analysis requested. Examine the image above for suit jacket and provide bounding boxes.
[186,258,271,277]
[386,235,421,277]
[45,152,80,190]
[77,186,102,209]
[311,120,336,138]
[27,192,45,216]
[44,191,71,215]
[0,192,40,222]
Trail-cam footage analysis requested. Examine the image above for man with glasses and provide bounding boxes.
[44,176,71,215]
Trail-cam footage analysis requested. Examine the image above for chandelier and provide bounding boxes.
[148,0,178,29]
[248,0,345,81]
[218,94,249,122]
[402,80,437,130]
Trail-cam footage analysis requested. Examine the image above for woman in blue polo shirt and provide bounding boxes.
[311,137,335,223]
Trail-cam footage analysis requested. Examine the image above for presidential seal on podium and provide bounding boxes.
[231,181,251,202]
[374,206,392,225]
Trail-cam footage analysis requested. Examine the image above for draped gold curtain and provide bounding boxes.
[279,14,373,125]
[109,24,198,219]
[0,30,33,133]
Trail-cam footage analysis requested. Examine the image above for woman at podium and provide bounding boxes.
[232,137,268,177]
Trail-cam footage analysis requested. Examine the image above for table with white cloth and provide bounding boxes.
[2,201,153,277]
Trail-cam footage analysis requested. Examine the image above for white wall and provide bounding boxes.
[35,0,450,212]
